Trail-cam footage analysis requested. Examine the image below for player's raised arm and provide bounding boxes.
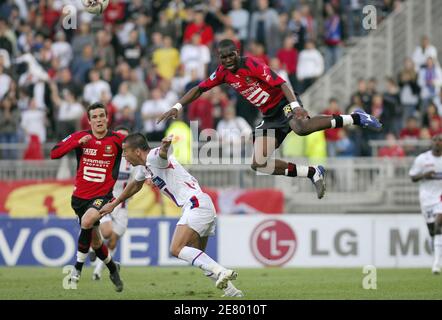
[99,179,144,217]
[157,86,204,124]
[50,132,92,159]
[157,64,225,124]
[159,134,173,159]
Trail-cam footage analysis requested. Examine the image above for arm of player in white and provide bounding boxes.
[99,167,147,217]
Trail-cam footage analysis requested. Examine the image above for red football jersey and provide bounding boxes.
[50,130,125,199]
[198,56,286,114]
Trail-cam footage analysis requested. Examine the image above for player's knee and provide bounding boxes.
[81,217,94,229]
[292,124,310,136]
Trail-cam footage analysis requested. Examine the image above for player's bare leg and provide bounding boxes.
[432,214,442,274]
[289,109,382,136]
[251,135,326,199]
[170,225,238,289]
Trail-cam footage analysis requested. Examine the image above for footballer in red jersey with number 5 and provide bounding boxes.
[50,102,124,292]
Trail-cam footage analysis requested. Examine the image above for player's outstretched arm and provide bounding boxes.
[157,86,203,124]
[50,133,92,159]
[99,179,145,217]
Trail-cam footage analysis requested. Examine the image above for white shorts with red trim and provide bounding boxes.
[177,193,217,237]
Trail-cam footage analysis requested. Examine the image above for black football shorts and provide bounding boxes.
[71,193,113,226]
[253,93,304,148]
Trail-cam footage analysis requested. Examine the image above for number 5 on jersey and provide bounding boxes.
[83,166,106,182]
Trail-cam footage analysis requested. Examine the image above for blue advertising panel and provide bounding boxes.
[0,218,217,266]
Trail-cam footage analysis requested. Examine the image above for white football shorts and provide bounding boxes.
[177,193,217,237]
[100,205,128,237]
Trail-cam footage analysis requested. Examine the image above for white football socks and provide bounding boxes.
[285,165,309,177]
[178,246,224,275]
[330,115,354,128]
[434,234,442,266]
[76,251,88,263]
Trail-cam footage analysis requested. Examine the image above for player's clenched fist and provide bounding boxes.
[162,134,173,145]
[157,108,178,124]
[78,134,92,146]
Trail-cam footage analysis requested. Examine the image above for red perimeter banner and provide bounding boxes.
[0,181,284,217]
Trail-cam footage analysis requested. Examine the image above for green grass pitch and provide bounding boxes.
[0,267,441,300]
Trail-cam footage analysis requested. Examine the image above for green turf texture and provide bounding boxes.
[0,267,441,300]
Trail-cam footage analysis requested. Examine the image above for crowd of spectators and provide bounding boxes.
[322,34,442,157]
[0,0,411,160]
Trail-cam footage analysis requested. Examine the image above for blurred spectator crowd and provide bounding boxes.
[322,34,442,158]
[0,0,409,160]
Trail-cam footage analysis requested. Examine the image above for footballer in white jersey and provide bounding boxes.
[99,133,243,297]
[92,127,131,281]
[410,134,442,274]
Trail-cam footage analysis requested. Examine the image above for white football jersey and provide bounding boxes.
[113,157,132,208]
[409,150,442,206]
[134,147,202,207]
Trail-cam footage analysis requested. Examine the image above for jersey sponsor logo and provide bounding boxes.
[262,67,272,82]
[209,71,216,80]
[152,176,166,189]
[250,219,297,267]
[231,82,241,89]
[62,135,71,142]
[93,199,104,207]
[83,148,97,156]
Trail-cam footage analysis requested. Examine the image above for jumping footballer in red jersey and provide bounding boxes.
[158,39,382,199]
[50,102,124,292]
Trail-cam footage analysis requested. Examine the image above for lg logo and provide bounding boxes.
[250,219,297,267]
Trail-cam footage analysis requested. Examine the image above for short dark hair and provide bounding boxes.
[123,133,150,151]
[218,39,237,51]
[86,102,107,120]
